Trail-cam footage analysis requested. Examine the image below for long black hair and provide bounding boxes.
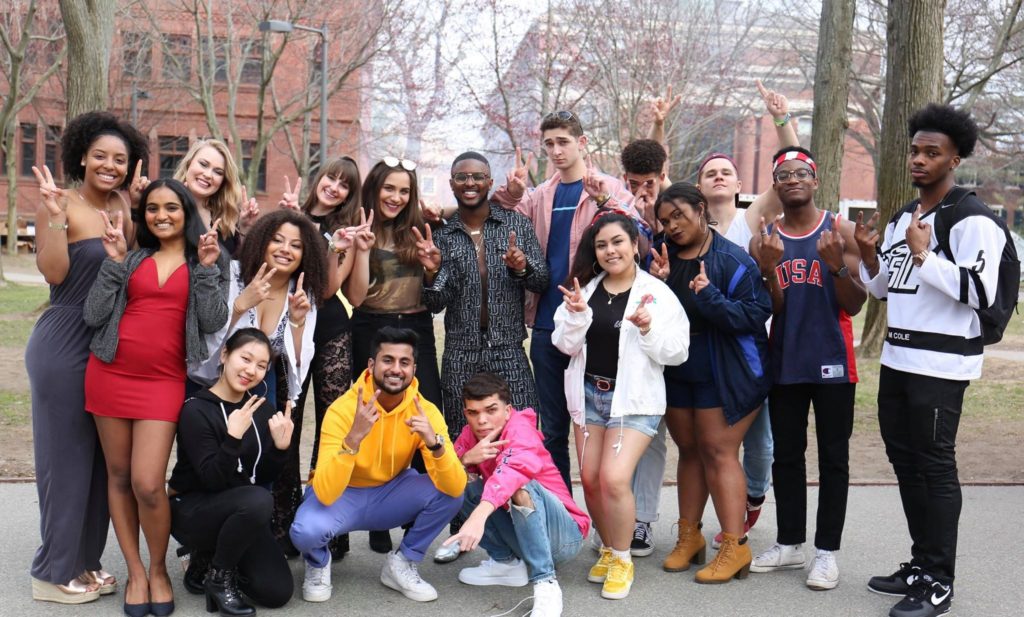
[135,179,225,270]
[566,212,639,288]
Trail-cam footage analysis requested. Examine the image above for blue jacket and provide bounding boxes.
[661,230,772,424]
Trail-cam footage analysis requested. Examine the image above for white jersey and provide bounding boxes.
[860,198,1006,380]
[720,210,754,252]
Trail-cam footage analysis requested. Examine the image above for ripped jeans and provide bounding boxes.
[461,479,583,583]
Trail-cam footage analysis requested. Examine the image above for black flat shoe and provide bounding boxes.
[150,600,174,616]
[123,600,151,617]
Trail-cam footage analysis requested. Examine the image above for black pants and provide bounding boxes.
[440,341,537,440]
[170,486,293,608]
[769,382,855,550]
[877,365,967,582]
[351,309,442,406]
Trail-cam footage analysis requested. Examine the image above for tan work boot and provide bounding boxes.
[695,532,751,584]
[662,519,707,572]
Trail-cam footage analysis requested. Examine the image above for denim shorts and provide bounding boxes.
[665,375,723,409]
[583,379,662,438]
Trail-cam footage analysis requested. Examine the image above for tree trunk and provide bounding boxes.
[860,0,946,356]
[810,0,855,213]
[59,0,116,118]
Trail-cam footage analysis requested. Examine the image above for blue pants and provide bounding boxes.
[290,468,463,567]
[462,480,583,583]
[743,399,774,498]
[529,329,572,492]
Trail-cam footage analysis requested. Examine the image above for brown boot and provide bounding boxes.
[662,519,707,572]
[695,532,751,584]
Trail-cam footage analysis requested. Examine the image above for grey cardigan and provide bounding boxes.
[84,249,229,365]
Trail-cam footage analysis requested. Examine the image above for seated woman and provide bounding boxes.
[553,211,689,601]
[169,328,296,614]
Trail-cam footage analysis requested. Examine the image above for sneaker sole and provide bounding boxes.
[749,562,805,573]
[866,583,909,597]
[630,545,655,557]
[302,587,332,603]
[457,573,528,587]
[807,578,839,590]
[600,584,632,600]
[380,573,438,602]
[587,572,607,584]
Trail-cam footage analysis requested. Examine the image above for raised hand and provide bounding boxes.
[240,185,260,225]
[198,217,221,267]
[854,211,881,266]
[582,155,608,202]
[268,401,295,450]
[278,176,302,211]
[288,272,311,325]
[754,216,784,271]
[33,165,67,218]
[331,227,355,254]
[625,293,654,333]
[128,159,150,207]
[756,79,789,120]
[99,211,127,262]
[226,395,264,440]
[816,227,846,272]
[405,396,440,449]
[557,277,588,313]
[235,262,278,313]
[502,230,527,271]
[688,260,710,294]
[411,225,441,272]
[650,84,682,124]
[649,244,670,280]
[905,204,932,256]
[354,208,376,252]
[505,146,530,200]
[460,426,510,467]
[421,200,443,223]
[346,386,382,449]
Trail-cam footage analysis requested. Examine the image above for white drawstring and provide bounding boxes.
[220,400,260,485]
[487,594,534,617]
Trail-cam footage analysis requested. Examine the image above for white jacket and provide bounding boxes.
[553,269,689,426]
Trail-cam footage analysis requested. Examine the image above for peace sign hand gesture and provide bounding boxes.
[33,165,67,218]
[239,186,260,227]
[651,84,682,124]
[460,426,510,467]
[506,147,531,200]
[278,176,302,212]
[100,211,127,262]
[353,208,376,252]
[405,396,440,449]
[198,217,222,267]
[227,395,264,440]
[649,244,670,280]
[411,225,441,272]
[288,272,311,325]
[557,277,587,313]
[128,160,150,207]
[268,401,295,450]
[502,231,527,272]
[235,262,278,313]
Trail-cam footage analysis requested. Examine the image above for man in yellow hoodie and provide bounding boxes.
[290,327,466,603]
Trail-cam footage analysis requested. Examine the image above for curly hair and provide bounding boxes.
[361,160,424,267]
[61,111,149,189]
[173,139,242,238]
[621,139,667,175]
[302,156,362,234]
[236,209,328,306]
[566,212,639,288]
[908,103,978,158]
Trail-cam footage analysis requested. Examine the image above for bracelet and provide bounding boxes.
[289,318,306,328]
[48,220,69,231]
[595,193,611,207]
[773,112,791,127]
[912,249,931,267]
[639,326,651,336]
[425,266,439,276]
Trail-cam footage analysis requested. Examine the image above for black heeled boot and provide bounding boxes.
[204,567,255,616]
[184,551,211,595]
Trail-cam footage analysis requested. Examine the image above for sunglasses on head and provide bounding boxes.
[543,110,577,123]
[383,156,417,171]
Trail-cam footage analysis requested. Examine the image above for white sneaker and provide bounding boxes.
[380,550,438,602]
[433,539,462,564]
[531,579,563,617]
[302,554,332,602]
[457,557,529,587]
[750,543,805,572]
[806,549,839,590]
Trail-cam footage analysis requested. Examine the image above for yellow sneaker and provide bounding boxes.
[601,556,634,599]
[587,548,613,583]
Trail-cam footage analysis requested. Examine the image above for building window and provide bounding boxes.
[122,32,153,79]
[162,34,192,81]
[45,126,61,180]
[241,140,267,192]
[158,136,190,179]
[20,123,36,177]
[308,142,320,179]
[240,39,262,85]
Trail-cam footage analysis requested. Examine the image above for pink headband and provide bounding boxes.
[697,152,738,177]
[772,150,817,174]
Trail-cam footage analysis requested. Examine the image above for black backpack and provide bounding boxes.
[928,187,1021,345]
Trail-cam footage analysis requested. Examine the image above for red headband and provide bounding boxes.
[772,150,817,174]
[697,152,738,177]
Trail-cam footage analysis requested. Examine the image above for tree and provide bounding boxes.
[809,0,855,213]
[0,0,66,263]
[859,0,946,356]
[59,0,116,117]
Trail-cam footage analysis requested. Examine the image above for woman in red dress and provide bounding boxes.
[83,179,229,616]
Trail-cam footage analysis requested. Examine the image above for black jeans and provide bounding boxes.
[877,365,968,582]
[170,486,293,608]
[351,309,442,406]
[768,382,855,551]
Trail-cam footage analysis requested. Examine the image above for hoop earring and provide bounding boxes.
[592,261,601,275]
[633,253,641,265]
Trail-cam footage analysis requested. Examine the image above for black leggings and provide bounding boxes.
[170,486,293,608]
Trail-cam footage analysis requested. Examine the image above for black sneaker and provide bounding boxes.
[630,521,655,557]
[869,562,921,596]
[888,575,953,617]
[369,529,393,553]
[330,532,350,561]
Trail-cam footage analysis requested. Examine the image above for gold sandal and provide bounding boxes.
[31,576,101,604]
[86,570,117,595]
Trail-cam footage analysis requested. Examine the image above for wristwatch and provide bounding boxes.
[337,441,359,456]
[830,265,849,279]
[426,434,446,452]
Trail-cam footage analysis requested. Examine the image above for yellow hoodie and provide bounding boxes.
[310,369,467,506]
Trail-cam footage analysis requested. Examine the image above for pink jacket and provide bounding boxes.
[453,407,591,537]
[493,171,636,326]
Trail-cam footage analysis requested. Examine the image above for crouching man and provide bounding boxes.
[290,327,466,603]
[445,373,590,617]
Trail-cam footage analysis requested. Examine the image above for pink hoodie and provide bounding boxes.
[453,407,591,538]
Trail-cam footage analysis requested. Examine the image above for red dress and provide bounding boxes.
[86,258,189,422]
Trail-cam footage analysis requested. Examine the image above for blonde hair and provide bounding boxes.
[174,138,242,237]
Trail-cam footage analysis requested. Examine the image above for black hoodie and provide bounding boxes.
[169,388,288,494]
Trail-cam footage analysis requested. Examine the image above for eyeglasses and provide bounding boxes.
[543,110,577,123]
[452,172,491,184]
[773,168,815,183]
[383,156,417,171]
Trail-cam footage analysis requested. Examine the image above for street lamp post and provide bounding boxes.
[259,19,328,171]
[130,86,150,126]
